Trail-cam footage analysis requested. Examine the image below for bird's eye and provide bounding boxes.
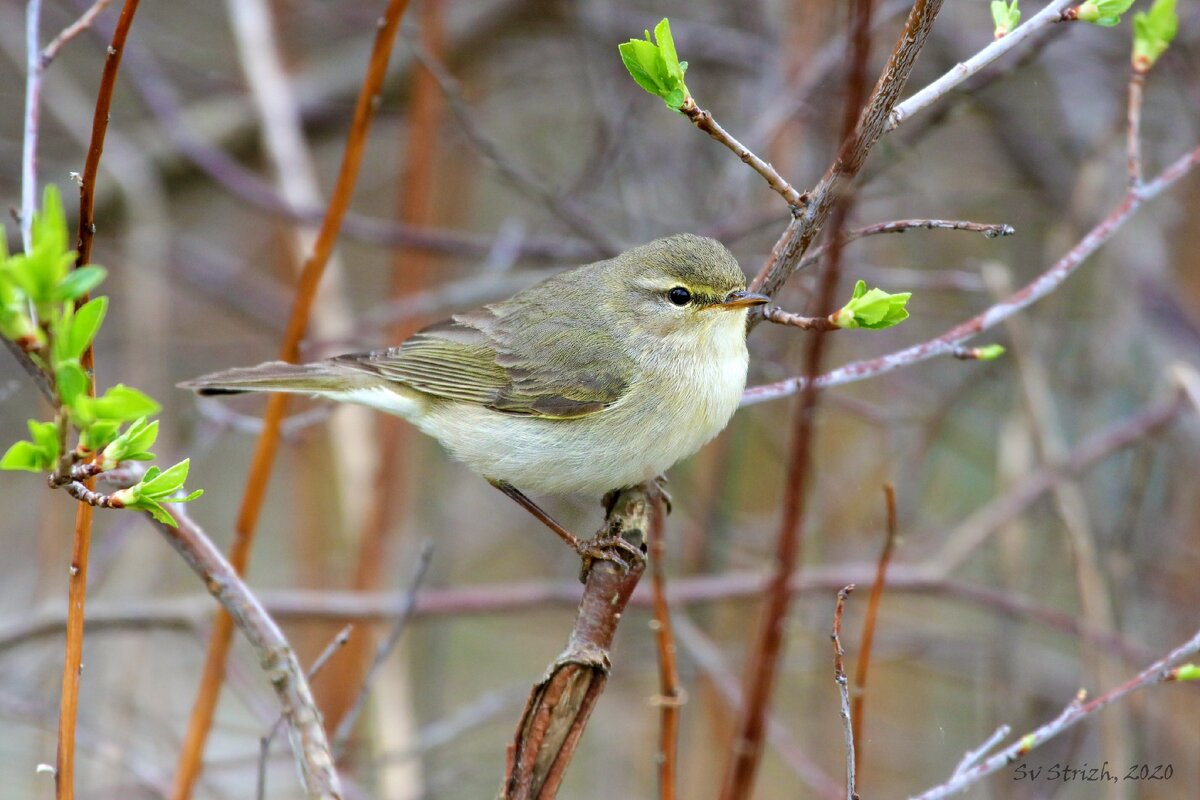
[667,287,692,306]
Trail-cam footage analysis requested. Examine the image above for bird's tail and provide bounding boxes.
[178,360,358,397]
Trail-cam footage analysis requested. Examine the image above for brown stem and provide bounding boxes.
[850,484,898,779]
[832,586,858,800]
[719,3,890,796]
[323,0,446,737]
[680,97,805,208]
[1127,70,1145,188]
[57,3,140,797]
[762,306,839,331]
[170,2,412,797]
[647,496,679,800]
[501,483,660,799]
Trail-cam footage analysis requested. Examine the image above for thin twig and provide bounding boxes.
[41,0,113,67]
[20,0,43,250]
[646,494,680,800]
[256,625,354,800]
[57,4,140,798]
[171,2,412,797]
[832,586,858,800]
[762,306,839,331]
[333,542,434,754]
[680,96,805,208]
[886,0,1073,131]
[851,484,898,776]
[155,506,342,799]
[910,623,1200,799]
[1126,70,1145,188]
[951,724,1010,777]
[409,38,623,256]
[741,144,1200,405]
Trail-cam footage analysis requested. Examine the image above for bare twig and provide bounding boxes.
[832,586,858,800]
[502,483,660,799]
[409,38,622,256]
[1127,70,1145,188]
[41,0,113,67]
[57,3,140,797]
[257,625,354,800]
[154,506,342,799]
[333,542,434,754]
[911,624,1200,799]
[172,2,412,796]
[646,494,680,800]
[679,96,805,208]
[671,612,841,799]
[749,0,945,302]
[762,306,839,331]
[886,0,1073,132]
[20,0,43,250]
[742,144,1200,405]
[851,485,898,776]
[952,725,1010,777]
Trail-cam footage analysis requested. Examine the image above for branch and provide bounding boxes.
[910,624,1200,799]
[680,96,805,208]
[886,0,1073,132]
[831,586,858,800]
[742,144,1200,406]
[851,485,898,776]
[1126,69,1145,188]
[750,0,945,301]
[501,483,661,799]
[172,1,413,796]
[762,306,839,331]
[58,3,140,797]
[155,506,343,799]
[20,0,43,250]
[646,497,679,800]
[41,0,113,67]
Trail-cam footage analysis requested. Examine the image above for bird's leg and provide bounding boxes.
[490,480,644,578]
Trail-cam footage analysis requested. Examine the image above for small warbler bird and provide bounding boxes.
[182,233,767,564]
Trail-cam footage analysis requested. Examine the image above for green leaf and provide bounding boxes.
[56,361,90,408]
[1133,0,1177,70]
[618,18,691,110]
[139,498,176,526]
[832,280,912,330]
[80,419,121,453]
[53,265,106,302]
[991,0,1021,37]
[1075,0,1135,26]
[1173,663,1200,682]
[975,344,1007,361]
[31,185,70,265]
[66,297,107,361]
[0,440,47,472]
[29,419,59,457]
[139,458,190,497]
[167,488,204,504]
[100,417,159,467]
[85,384,161,422]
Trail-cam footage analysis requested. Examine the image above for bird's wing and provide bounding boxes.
[335,304,633,419]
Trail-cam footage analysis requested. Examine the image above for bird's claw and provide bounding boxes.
[653,475,673,514]
[576,534,645,582]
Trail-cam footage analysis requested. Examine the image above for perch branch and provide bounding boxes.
[646,495,680,800]
[501,483,661,799]
[832,586,858,800]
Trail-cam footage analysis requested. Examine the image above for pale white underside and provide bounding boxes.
[329,309,750,495]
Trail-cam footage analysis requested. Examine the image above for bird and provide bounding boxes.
[181,233,767,567]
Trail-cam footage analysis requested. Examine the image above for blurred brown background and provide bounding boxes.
[1,0,1199,797]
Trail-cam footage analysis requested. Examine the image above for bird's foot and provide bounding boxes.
[575,533,645,583]
[653,475,673,514]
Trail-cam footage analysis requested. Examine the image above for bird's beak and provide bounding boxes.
[719,289,770,309]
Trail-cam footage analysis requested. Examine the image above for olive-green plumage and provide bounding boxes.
[181,233,766,495]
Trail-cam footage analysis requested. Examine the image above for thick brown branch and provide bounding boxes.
[502,483,660,799]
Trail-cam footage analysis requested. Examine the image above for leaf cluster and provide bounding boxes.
[832,280,912,330]
[1133,0,1178,71]
[1074,0,1136,27]
[991,1,1021,38]
[0,186,201,525]
[618,18,690,110]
